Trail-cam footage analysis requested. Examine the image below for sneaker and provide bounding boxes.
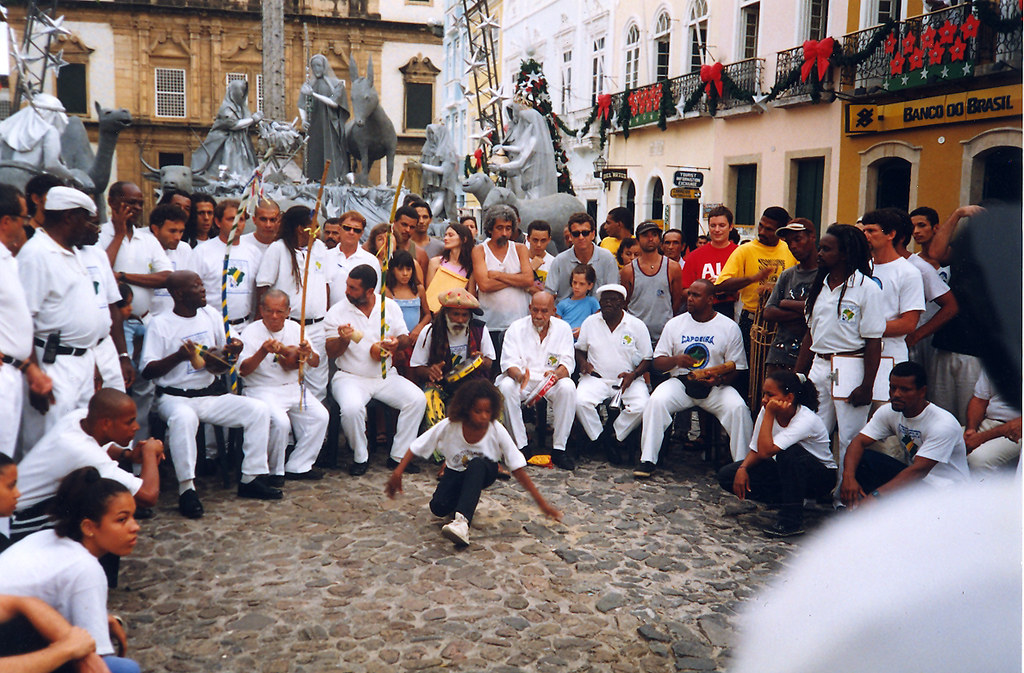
[237,477,283,500]
[387,457,420,474]
[441,512,470,547]
[762,521,805,538]
[633,461,656,479]
[178,489,204,519]
[551,450,576,471]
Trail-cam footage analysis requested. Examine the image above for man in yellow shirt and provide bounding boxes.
[598,207,633,258]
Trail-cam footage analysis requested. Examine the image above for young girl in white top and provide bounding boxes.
[0,467,142,673]
[717,370,837,538]
[386,379,562,547]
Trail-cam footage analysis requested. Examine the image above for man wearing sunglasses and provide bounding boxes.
[544,212,618,303]
[326,210,381,307]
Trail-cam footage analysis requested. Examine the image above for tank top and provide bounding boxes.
[394,298,421,332]
[628,257,674,344]
[478,241,530,330]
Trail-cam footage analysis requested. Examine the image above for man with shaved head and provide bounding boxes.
[495,291,578,470]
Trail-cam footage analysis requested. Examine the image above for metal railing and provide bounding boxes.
[775,44,835,99]
[720,57,764,110]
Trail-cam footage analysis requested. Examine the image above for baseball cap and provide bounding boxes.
[635,220,662,237]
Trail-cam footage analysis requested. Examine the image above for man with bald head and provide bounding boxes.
[11,388,164,540]
[141,270,279,518]
[496,291,578,470]
[242,198,281,259]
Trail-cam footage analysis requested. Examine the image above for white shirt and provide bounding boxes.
[323,293,408,379]
[239,319,302,389]
[654,312,748,378]
[151,242,193,317]
[749,404,836,468]
[18,230,111,348]
[140,306,225,389]
[326,246,382,305]
[478,241,530,330]
[974,370,1018,424]
[191,237,263,323]
[16,409,143,510]
[533,252,555,286]
[907,252,950,326]
[860,402,970,488]
[0,529,115,655]
[409,321,497,368]
[500,315,575,380]
[575,311,653,379]
[255,239,329,319]
[871,257,925,362]
[410,418,527,472]
[807,271,886,355]
[98,224,173,317]
[80,244,120,322]
[0,243,34,360]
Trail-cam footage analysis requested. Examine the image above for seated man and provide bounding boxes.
[0,595,103,672]
[495,292,578,470]
[841,361,969,507]
[141,271,280,519]
[636,279,753,479]
[324,264,427,476]
[11,389,163,540]
[964,371,1021,476]
[574,284,651,464]
[239,290,329,482]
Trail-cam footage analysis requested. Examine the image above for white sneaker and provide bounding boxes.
[442,512,470,547]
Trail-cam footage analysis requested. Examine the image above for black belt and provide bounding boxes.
[14,496,54,523]
[815,350,865,361]
[33,338,88,356]
[290,316,325,326]
[227,315,251,326]
[156,382,226,398]
[1,354,27,370]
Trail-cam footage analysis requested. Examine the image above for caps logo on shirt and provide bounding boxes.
[899,424,923,459]
[684,343,709,369]
[546,354,558,368]
[228,267,245,285]
[839,301,859,323]
[621,333,635,347]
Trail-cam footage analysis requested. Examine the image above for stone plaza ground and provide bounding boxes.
[110,443,832,673]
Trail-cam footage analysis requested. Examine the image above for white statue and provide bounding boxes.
[0,93,85,187]
[492,101,557,199]
[419,123,460,222]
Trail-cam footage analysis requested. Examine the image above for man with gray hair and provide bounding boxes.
[471,204,533,370]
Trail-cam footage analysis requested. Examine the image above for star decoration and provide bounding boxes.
[938,19,958,45]
[962,62,973,76]
[908,48,924,70]
[901,74,910,85]
[901,33,917,54]
[940,65,950,77]
[463,51,487,77]
[476,13,501,33]
[47,49,68,74]
[949,38,967,61]
[928,44,945,65]
[922,26,938,49]
[884,31,897,54]
[34,13,71,38]
[961,14,980,39]
[919,66,930,80]
[882,79,891,90]
[890,52,906,75]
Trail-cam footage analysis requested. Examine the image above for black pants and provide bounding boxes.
[718,444,837,526]
[489,330,505,379]
[430,457,499,523]
[854,450,907,494]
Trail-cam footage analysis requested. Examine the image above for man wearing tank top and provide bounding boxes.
[471,205,534,372]
[620,220,684,346]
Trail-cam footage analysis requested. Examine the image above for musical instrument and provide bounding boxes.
[424,384,447,428]
[748,287,778,404]
[524,373,558,406]
[349,329,364,344]
[445,355,484,383]
[679,361,736,399]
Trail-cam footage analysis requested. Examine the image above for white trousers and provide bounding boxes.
[131,378,155,442]
[641,377,753,463]
[331,372,426,463]
[0,365,22,457]
[155,392,271,484]
[93,337,125,392]
[809,356,871,490]
[497,375,577,453]
[575,374,648,442]
[296,321,328,402]
[245,384,329,475]
[20,349,96,453]
[967,418,1021,476]
[929,350,981,425]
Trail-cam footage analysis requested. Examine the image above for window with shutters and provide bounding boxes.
[155,67,186,118]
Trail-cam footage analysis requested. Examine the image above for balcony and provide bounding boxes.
[774,44,836,100]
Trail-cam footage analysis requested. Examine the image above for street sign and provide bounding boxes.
[670,187,700,200]
[601,168,629,182]
[673,170,704,188]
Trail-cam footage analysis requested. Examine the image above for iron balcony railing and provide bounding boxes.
[774,43,835,99]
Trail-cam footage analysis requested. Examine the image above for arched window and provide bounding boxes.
[625,25,640,90]
[651,178,664,221]
[874,157,911,211]
[655,12,671,81]
[982,146,1022,202]
[687,0,708,73]
[623,179,636,221]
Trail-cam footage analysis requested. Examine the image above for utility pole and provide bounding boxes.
[261,0,286,119]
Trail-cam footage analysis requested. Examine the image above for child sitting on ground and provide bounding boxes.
[385,379,562,547]
[556,263,600,339]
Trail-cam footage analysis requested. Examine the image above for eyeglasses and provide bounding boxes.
[569,229,592,238]
[341,225,364,234]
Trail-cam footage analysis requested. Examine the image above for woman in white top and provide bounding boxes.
[718,370,837,538]
[0,467,142,673]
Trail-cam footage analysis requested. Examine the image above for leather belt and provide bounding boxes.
[33,338,88,356]
[156,382,226,398]
[290,316,325,326]
[227,315,251,326]
[1,354,27,370]
[815,349,865,361]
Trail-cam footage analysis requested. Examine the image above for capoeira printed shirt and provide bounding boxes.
[575,311,653,379]
[654,312,747,378]
[410,419,528,472]
[191,237,262,324]
[859,402,970,487]
[807,271,885,356]
[141,305,225,390]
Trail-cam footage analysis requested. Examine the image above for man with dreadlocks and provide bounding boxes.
[255,205,331,401]
[794,224,885,504]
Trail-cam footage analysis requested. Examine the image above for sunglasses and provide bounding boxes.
[569,229,592,238]
[341,225,364,234]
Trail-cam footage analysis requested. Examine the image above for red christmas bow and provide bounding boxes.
[700,62,723,97]
[597,93,612,120]
[801,37,834,82]
[473,147,483,167]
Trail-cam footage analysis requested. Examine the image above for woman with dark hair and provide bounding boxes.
[384,250,430,377]
[615,236,640,268]
[794,224,886,505]
[363,222,391,259]
[425,222,476,312]
[718,370,836,537]
[0,467,142,673]
[184,193,218,247]
[24,173,65,238]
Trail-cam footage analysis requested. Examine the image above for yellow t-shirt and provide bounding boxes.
[716,240,797,313]
[599,237,621,258]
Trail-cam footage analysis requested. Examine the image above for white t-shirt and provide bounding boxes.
[871,257,925,362]
[323,293,408,379]
[0,529,115,655]
[239,319,302,389]
[255,239,329,319]
[409,322,496,368]
[410,418,527,472]
[533,252,555,286]
[807,271,886,355]
[241,232,272,258]
[906,253,950,327]
[859,402,970,487]
[140,306,225,389]
[973,370,1018,424]
[749,404,836,469]
[18,230,112,348]
[80,244,120,319]
[576,311,653,379]
[0,243,34,360]
[500,315,575,381]
[98,225,173,317]
[191,238,263,323]
[16,409,143,510]
[326,246,382,305]
[654,312,748,378]
[151,242,193,317]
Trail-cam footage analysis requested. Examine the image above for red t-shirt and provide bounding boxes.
[681,242,738,299]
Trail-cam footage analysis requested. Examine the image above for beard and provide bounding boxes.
[446,315,468,336]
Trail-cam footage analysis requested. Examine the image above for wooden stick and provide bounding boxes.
[380,169,407,378]
[298,159,331,406]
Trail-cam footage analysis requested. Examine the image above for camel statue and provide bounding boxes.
[61,102,133,219]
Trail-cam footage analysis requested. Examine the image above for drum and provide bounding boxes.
[524,373,558,406]
[445,355,484,383]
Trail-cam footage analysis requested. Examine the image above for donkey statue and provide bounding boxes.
[346,55,396,186]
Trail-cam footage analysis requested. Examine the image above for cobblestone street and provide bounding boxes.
[111,444,831,673]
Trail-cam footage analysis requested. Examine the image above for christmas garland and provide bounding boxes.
[513,59,576,194]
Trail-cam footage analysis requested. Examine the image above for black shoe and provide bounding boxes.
[178,489,204,519]
[349,461,368,476]
[237,477,283,500]
[763,521,805,538]
[633,461,656,479]
[268,475,286,488]
[551,450,576,471]
[285,468,325,481]
[134,507,154,520]
[387,457,420,473]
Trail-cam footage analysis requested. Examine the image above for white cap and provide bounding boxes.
[44,186,97,216]
[596,283,627,299]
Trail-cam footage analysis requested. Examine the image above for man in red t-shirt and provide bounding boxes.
[681,205,739,316]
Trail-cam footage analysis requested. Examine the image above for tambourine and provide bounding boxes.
[445,354,484,383]
[524,373,558,406]
[424,385,447,427]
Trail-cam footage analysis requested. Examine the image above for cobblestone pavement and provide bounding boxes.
[112,442,832,673]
